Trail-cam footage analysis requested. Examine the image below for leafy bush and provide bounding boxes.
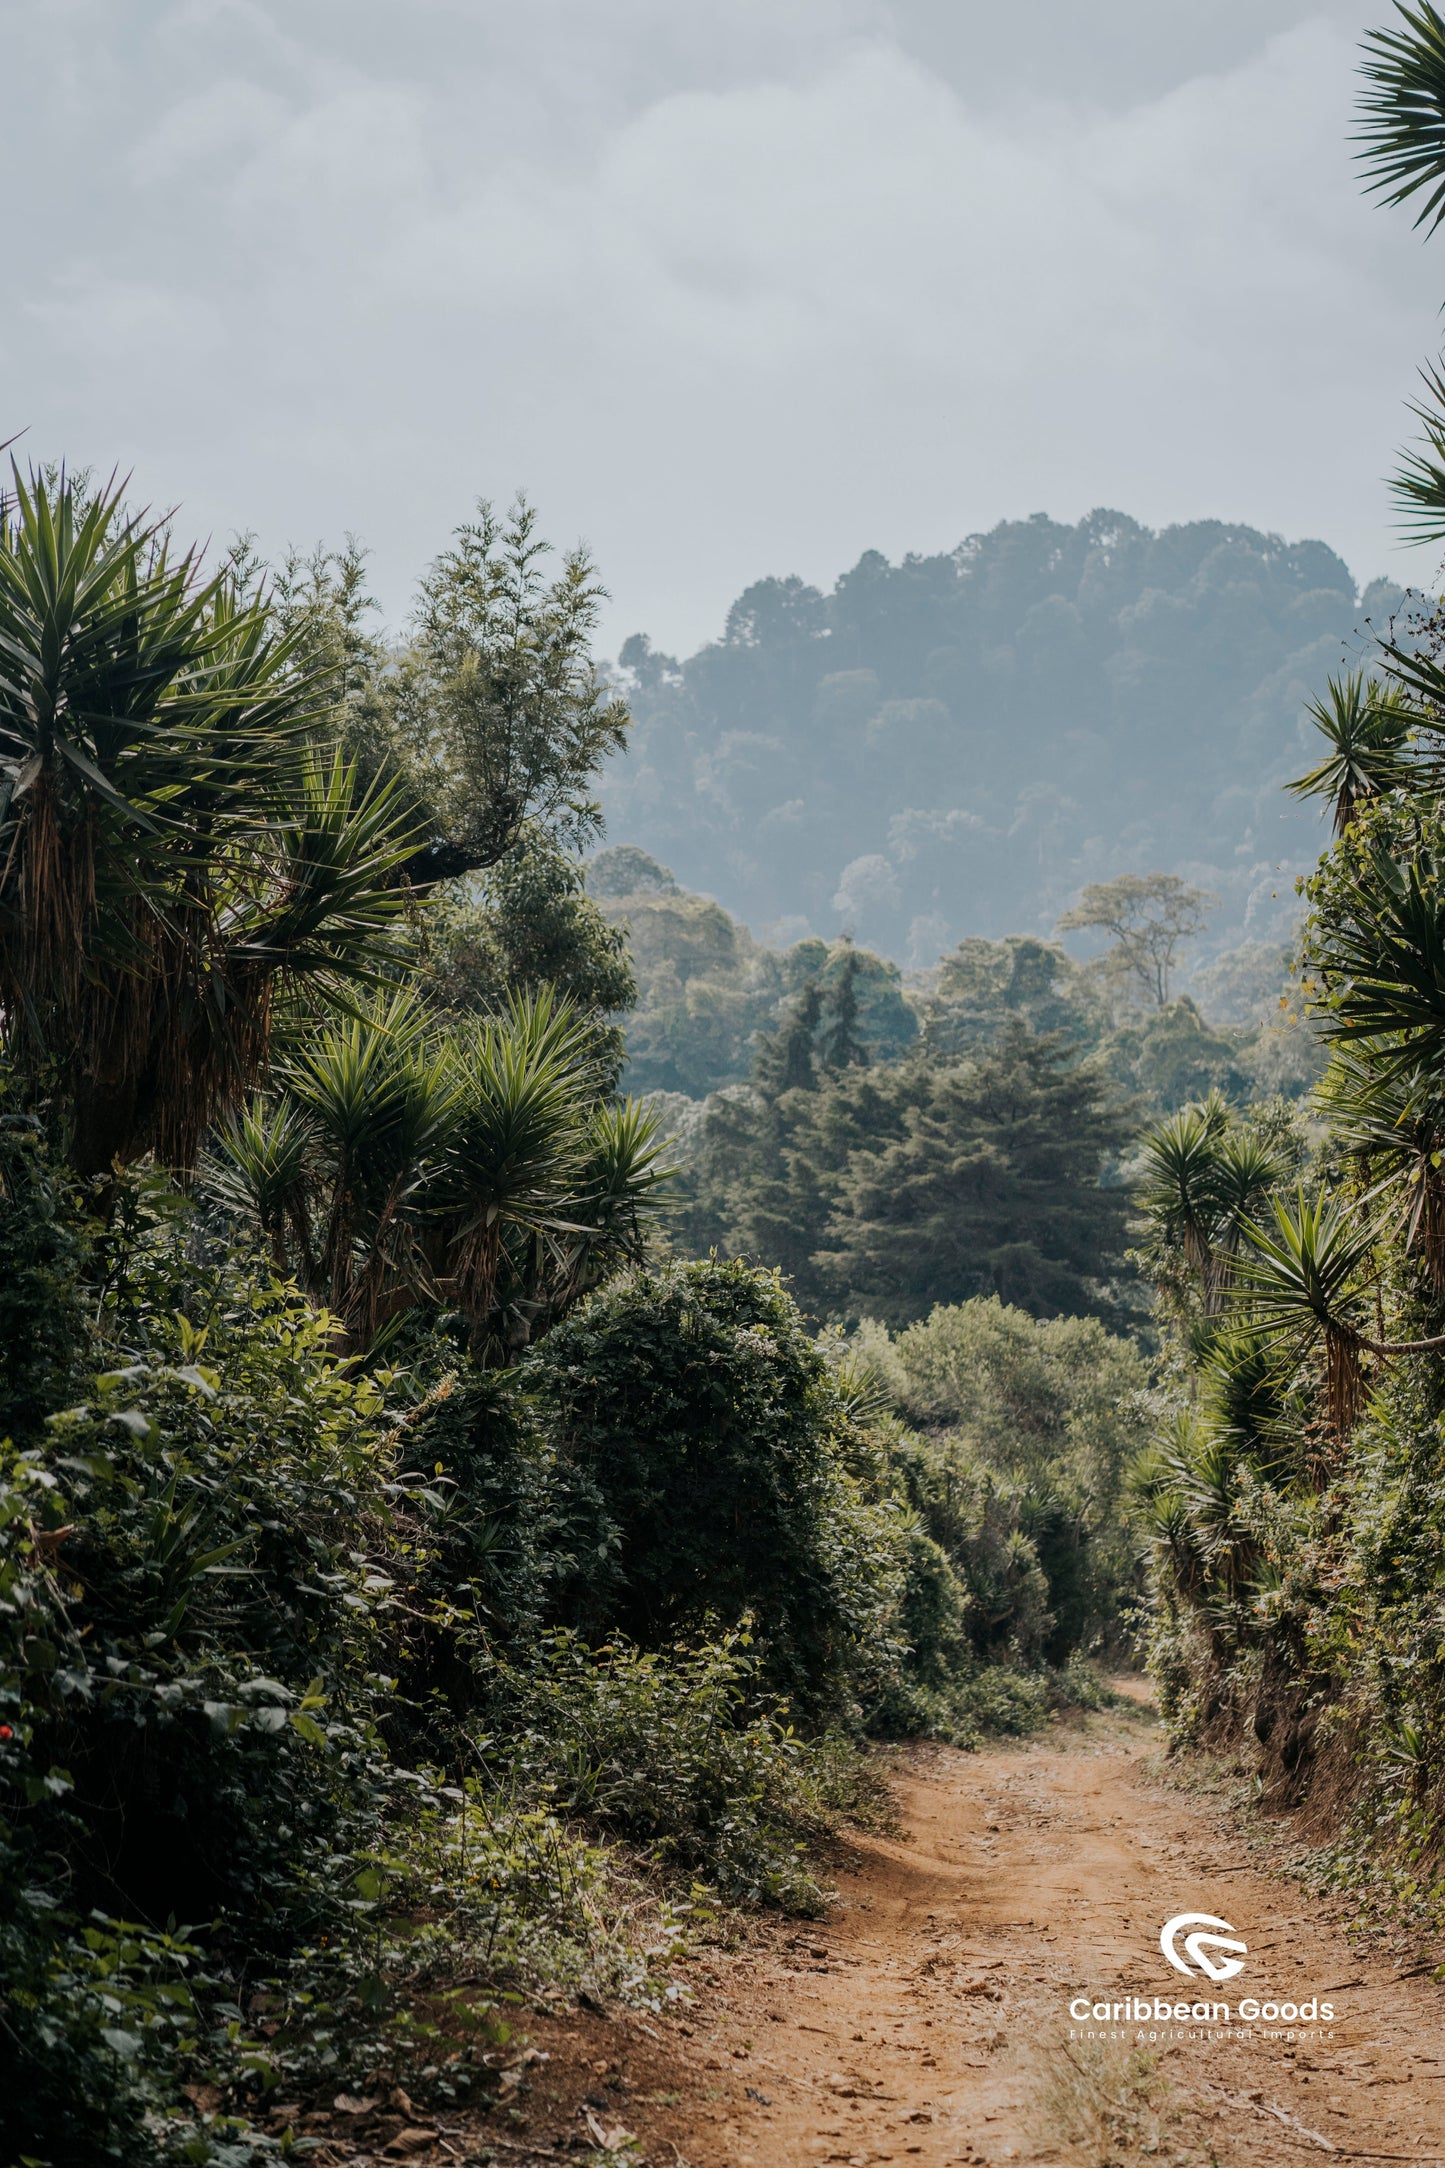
[524,1256,903,1717]
[488,1624,836,1912]
[857,1300,1150,1662]
[0,1105,89,1443]
[0,1218,410,2163]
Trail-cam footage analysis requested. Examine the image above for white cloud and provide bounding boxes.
[0,4,1436,656]
[834,852,902,920]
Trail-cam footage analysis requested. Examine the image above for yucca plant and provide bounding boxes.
[1197,1327,1292,1476]
[206,1097,318,1276]
[1313,845,1445,1079]
[1358,2,1445,233]
[285,989,460,1334]
[211,985,675,1356]
[1287,672,1415,834]
[1318,1045,1445,1293]
[1136,1094,1283,1313]
[1358,7,1445,539]
[1137,1095,1231,1280]
[1232,1190,1376,1433]
[1132,1416,1218,1607]
[0,466,418,1173]
[521,1095,678,1328]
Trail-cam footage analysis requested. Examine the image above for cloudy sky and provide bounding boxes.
[3,0,1441,653]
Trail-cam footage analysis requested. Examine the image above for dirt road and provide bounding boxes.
[635,1695,1445,2167]
[317,1692,1445,2164]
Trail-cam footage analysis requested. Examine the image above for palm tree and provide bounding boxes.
[211,987,676,1356]
[1313,844,1445,1080]
[1232,1191,1378,1437]
[0,467,416,1173]
[1317,1045,1445,1293]
[1359,6,1445,536]
[1287,673,1414,834]
[1358,4,1445,235]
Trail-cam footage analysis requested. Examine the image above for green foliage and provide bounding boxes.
[1057,873,1215,1009]
[420,824,636,1082]
[0,1182,906,2162]
[606,513,1367,960]
[589,848,916,1097]
[522,1257,903,1718]
[1287,670,1414,833]
[685,1022,1135,1329]
[922,935,1086,1056]
[208,987,675,1357]
[344,498,630,882]
[0,463,949,2168]
[866,1297,1151,1664]
[1135,1092,1287,1318]
[1358,2,1445,236]
[0,1229,404,2163]
[489,1625,841,1911]
[1104,996,1255,1112]
[0,1104,88,1443]
[0,467,418,1174]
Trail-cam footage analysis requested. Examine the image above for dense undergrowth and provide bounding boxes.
[0,1108,1134,2165]
[0,459,1144,2167]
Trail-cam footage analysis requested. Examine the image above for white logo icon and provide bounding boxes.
[1159,1913,1247,1982]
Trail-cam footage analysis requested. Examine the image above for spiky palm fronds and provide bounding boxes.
[1319,1046,1445,1291]
[1212,1130,1290,1251]
[1287,673,1415,833]
[1234,1191,1378,1435]
[439,995,592,1352]
[1358,4,1445,234]
[1314,847,1445,1080]
[1386,361,1445,545]
[1136,1095,1283,1311]
[1198,1328,1292,1474]
[206,1097,318,1275]
[205,986,678,1357]
[1132,1416,1219,1602]
[1137,1094,1231,1272]
[577,1097,677,1259]
[283,990,459,1330]
[0,466,418,1172]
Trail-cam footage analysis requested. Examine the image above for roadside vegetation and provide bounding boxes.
[0,468,1140,2168]
[1131,0,1445,1947]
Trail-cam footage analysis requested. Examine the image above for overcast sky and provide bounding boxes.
[3,0,1442,653]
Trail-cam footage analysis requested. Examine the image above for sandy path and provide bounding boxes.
[629,1693,1445,2166]
[311,1692,1445,2164]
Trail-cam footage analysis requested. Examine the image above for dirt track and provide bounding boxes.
[315,1690,1445,2164]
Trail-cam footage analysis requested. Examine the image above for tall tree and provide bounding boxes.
[1057,872,1214,1008]
[815,1027,1136,1327]
[345,498,630,884]
[0,469,414,1173]
[819,945,869,1071]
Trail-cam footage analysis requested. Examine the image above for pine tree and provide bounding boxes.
[820,948,869,1072]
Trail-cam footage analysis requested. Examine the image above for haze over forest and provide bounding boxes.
[600,507,1407,967]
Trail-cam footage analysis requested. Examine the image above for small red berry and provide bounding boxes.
[0,1727,12,1741]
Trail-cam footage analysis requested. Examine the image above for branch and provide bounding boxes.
[1357,1329,1445,1356]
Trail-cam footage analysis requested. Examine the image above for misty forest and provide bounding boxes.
[16,9,1445,2168]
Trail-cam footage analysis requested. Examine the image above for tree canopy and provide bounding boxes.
[603,512,1402,963]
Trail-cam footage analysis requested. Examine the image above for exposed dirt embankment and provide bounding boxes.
[311,1691,1445,2165]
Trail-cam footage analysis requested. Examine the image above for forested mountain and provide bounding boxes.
[602,512,1411,963]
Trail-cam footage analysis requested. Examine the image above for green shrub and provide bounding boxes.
[489,1624,837,1911]
[0,1107,89,1443]
[524,1257,903,1717]
[0,1229,405,2163]
[856,1302,1150,1663]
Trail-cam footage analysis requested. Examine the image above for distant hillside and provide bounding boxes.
[598,510,1410,964]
